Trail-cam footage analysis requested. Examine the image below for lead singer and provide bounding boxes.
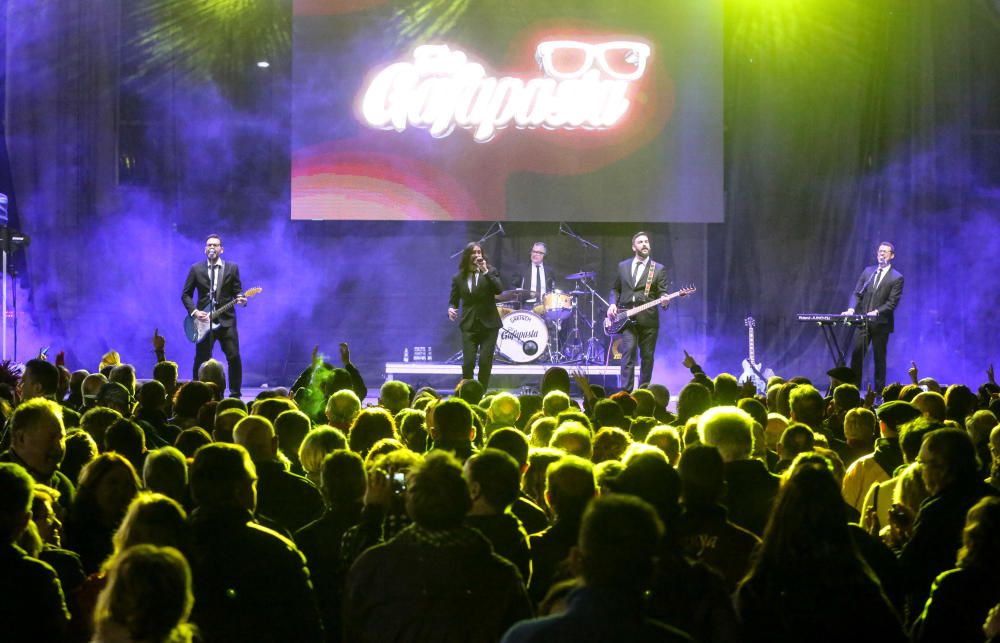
[449,242,505,388]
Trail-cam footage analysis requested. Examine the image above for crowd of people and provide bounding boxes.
[2,337,1000,642]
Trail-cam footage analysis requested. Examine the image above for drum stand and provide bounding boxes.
[563,303,584,361]
[563,277,608,364]
[547,318,568,363]
[583,282,607,364]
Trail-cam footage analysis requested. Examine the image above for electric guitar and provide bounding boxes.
[604,286,696,335]
[183,287,262,343]
[738,316,775,394]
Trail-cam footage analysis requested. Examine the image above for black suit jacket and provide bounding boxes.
[511,265,557,296]
[182,260,243,328]
[851,265,903,333]
[610,258,669,328]
[450,269,504,331]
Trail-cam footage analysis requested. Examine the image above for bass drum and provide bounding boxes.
[497,311,549,363]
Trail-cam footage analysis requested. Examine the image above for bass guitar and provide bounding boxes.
[738,316,775,394]
[183,287,262,343]
[604,286,696,335]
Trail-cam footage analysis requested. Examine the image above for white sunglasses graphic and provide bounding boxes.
[535,40,651,81]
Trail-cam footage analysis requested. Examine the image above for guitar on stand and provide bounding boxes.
[738,316,775,394]
[604,286,697,335]
[183,287,262,343]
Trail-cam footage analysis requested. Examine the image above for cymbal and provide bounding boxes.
[566,290,588,296]
[565,271,595,280]
[496,288,533,301]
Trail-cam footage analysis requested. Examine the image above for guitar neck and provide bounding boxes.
[625,291,681,318]
[748,325,756,363]
[210,294,242,320]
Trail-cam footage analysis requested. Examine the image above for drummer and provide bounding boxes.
[512,241,558,314]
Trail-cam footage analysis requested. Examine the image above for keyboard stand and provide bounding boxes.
[818,323,855,367]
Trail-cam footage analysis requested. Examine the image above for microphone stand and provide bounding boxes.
[450,222,504,258]
[557,224,603,364]
[559,222,599,249]
[855,265,878,299]
[854,265,881,391]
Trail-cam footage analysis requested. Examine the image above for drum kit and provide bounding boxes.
[494,270,607,364]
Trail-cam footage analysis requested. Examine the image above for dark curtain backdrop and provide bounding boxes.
[4,0,999,392]
[720,0,1000,388]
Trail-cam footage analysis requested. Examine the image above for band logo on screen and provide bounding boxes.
[359,40,651,143]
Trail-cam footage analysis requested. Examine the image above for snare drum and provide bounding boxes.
[497,311,549,363]
[542,290,574,321]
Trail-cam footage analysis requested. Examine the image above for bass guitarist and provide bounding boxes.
[607,231,669,392]
[181,233,246,398]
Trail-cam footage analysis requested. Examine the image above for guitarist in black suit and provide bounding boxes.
[844,241,904,394]
[607,231,669,392]
[181,234,247,398]
[449,242,505,388]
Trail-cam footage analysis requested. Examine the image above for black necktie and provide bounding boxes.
[535,265,542,301]
[210,265,218,299]
[632,261,641,286]
[873,268,883,290]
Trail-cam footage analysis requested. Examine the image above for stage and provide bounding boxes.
[383,361,622,392]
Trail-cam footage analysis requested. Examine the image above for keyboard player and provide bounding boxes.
[842,242,904,394]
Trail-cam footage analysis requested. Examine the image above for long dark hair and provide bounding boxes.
[743,454,869,587]
[958,497,1000,570]
[458,243,486,274]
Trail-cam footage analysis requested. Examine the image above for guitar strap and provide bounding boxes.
[642,262,655,298]
[216,263,226,300]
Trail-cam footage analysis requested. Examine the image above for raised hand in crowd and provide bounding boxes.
[571,369,595,403]
[152,328,166,362]
[863,384,876,408]
[908,360,918,385]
